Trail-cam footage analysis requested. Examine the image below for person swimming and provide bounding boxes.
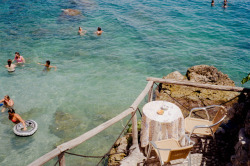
[211,0,215,6]
[0,95,14,112]
[223,1,227,8]
[37,60,57,71]
[78,27,87,36]
[8,108,27,131]
[95,27,103,35]
[12,52,25,64]
[5,59,16,72]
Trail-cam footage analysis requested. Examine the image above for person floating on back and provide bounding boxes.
[5,59,16,72]
[95,27,103,35]
[12,52,25,64]
[37,60,57,71]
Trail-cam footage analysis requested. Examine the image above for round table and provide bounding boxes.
[140,100,185,147]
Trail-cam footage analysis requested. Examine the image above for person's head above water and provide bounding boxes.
[96,27,103,35]
[7,59,12,67]
[15,52,20,58]
[4,95,10,100]
[46,60,50,66]
[8,108,15,114]
[211,0,215,6]
[223,1,227,7]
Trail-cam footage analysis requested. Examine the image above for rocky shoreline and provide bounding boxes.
[108,65,249,166]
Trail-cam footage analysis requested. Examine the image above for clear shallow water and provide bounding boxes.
[0,0,249,165]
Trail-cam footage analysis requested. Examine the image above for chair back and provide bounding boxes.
[211,106,227,133]
[167,145,193,163]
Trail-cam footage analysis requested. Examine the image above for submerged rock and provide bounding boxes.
[61,9,81,16]
[49,110,87,146]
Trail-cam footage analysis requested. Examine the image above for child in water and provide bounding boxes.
[37,60,57,71]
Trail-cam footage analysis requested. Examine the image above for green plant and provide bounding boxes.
[241,73,250,84]
[126,120,142,134]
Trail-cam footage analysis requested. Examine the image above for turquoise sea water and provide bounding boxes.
[0,0,249,165]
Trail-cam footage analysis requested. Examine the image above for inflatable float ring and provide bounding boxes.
[13,120,38,136]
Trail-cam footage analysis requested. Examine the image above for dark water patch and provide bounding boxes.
[10,135,35,149]
[0,154,6,163]
[49,109,87,146]
[21,107,44,120]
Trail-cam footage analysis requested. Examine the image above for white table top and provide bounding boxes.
[141,101,185,148]
[142,100,183,123]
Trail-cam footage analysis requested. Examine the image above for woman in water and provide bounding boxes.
[12,52,25,64]
[5,59,16,72]
[37,60,57,71]
[78,27,87,36]
[0,95,14,112]
[8,108,27,131]
[95,27,103,35]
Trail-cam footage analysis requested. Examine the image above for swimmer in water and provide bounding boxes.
[95,27,103,35]
[8,108,27,131]
[5,59,16,72]
[12,52,25,64]
[0,95,14,112]
[211,0,215,6]
[78,27,87,36]
[223,1,227,8]
[37,60,57,71]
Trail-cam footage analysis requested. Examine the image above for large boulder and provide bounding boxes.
[156,65,239,117]
[186,65,235,86]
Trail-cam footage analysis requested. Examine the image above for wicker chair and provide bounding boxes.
[185,105,227,138]
[146,135,194,166]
